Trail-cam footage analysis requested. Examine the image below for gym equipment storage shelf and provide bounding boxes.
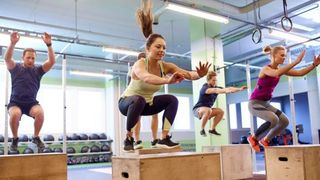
[0,133,113,165]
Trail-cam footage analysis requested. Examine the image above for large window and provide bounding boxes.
[173,96,191,130]
[140,95,192,131]
[2,83,107,135]
[228,103,237,129]
[36,85,63,134]
[241,101,251,128]
[0,64,6,134]
[65,87,106,133]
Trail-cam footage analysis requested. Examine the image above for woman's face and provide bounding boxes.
[273,49,286,65]
[146,37,166,61]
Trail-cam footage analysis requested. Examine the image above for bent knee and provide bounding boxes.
[268,117,279,128]
[280,116,289,127]
[217,108,224,115]
[198,108,211,118]
[8,107,22,117]
[212,108,224,116]
[167,95,178,105]
[30,105,44,117]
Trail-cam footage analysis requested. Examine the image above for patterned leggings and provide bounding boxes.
[248,100,289,140]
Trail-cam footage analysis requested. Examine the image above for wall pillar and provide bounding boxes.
[190,18,229,151]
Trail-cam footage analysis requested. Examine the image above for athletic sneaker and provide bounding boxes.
[208,129,221,136]
[200,129,207,137]
[32,136,45,150]
[247,135,260,152]
[151,139,159,148]
[156,135,180,149]
[123,136,134,152]
[259,139,270,148]
[10,137,19,151]
[134,140,143,150]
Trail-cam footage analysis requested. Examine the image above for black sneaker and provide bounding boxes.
[156,135,180,149]
[32,136,45,150]
[151,139,159,148]
[134,140,143,150]
[123,136,134,152]
[208,129,221,136]
[200,129,207,137]
[10,137,19,151]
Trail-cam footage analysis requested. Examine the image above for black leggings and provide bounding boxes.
[118,94,178,132]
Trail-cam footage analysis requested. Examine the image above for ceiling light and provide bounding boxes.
[165,2,229,24]
[0,33,10,46]
[298,2,320,23]
[0,32,43,47]
[269,29,308,42]
[292,23,314,32]
[70,70,113,78]
[102,47,139,56]
[224,62,261,70]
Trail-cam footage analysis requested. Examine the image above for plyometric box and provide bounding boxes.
[202,144,253,180]
[265,145,320,180]
[132,146,182,155]
[113,152,221,180]
[0,153,67,180]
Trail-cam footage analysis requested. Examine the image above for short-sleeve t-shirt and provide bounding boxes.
[193,83,223,109]
[9,63,45,104]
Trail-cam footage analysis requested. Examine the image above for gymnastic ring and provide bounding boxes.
[252,28,262,44]
[281,16,293,32]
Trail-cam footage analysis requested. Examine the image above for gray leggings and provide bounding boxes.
[248,100,289,141]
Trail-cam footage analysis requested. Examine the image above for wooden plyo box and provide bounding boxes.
[202,144,253,180]
[112,152,221,180]
[265,145,320,180]
[0,153,67,180]
[133,146,182,155]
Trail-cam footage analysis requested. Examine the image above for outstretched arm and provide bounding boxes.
[4,32,19,70]
[133,59,184,85]
[206,86,247,94]
[164,61,211,80]
[286,55,320,76]
[226,86,247,93]
[262,50,305,77]
[42,32,56,72]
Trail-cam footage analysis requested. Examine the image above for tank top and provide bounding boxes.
[121,58,165,104]
[250,66,280,101]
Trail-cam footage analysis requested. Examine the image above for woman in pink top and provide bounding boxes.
[247,45,320,152]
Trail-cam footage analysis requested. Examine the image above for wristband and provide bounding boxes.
[312,63,318,67]
[46,43,52,47]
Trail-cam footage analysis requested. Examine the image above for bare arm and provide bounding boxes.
[41,32,56,72]
[132,59,184,85]
[164,61,211,80]
[206,87,230,94]
[286,55,320,76]
[205,86,247,94]
[227,86,247,93]
[4,32,19,70]
[262,50,305,77]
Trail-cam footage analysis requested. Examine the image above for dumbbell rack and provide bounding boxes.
[0,139,113,166]
[62,139,113,166]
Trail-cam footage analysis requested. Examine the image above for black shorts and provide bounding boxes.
[7,101,40,117]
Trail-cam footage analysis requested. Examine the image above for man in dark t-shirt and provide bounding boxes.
[5,32,55,151]
[193,71,246,137]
